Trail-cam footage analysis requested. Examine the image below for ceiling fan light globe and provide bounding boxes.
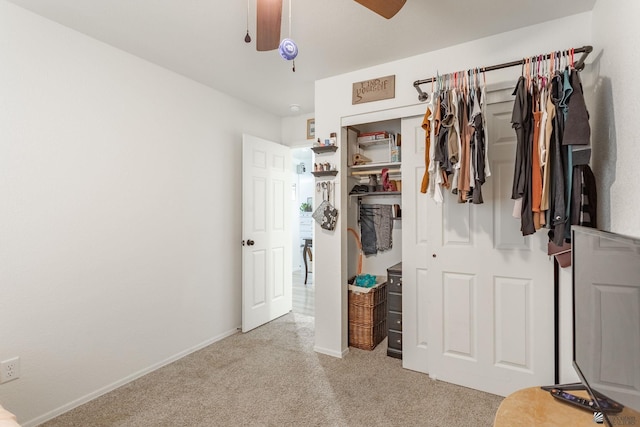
[278,38,298,60]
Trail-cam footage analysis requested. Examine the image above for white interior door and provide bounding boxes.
[242,134,292,333]
[428,89,554,396]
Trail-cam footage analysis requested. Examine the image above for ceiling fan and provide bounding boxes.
[255,0,407,51]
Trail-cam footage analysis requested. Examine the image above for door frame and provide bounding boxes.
[338,105,430,354]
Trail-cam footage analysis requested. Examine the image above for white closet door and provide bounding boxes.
[401,115,430,373]
[403,88,555,396]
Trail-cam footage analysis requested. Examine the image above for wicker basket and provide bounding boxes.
[348,282,387,350]
[349,319,387,351]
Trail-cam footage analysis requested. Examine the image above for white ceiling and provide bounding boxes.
[6,0,596,117]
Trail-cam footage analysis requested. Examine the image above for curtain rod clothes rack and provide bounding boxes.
[412,45,593,102]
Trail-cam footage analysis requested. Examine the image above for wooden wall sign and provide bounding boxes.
[352,75,395,105]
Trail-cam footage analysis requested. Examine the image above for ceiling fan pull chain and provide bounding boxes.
[244,0,251,43]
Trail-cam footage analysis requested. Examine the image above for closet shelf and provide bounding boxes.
[357,137,393,148]
[350,191,401,197]
[311,170,338,177]
[349,161,400,171]
[350,161,400,169]
[351,169,400,177]
[311,145,338,154]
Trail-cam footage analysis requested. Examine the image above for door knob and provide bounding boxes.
[247,239,255,246]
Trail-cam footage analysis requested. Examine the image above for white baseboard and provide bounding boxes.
[313,345,349,358]
[23,328,239,427]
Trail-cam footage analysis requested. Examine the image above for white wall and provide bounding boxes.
[591,0,640,238]
[0,2,281,425]
[551,0,640,386]
[281,113,315,148]
[313,13,593,357]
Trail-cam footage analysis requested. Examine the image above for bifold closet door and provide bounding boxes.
[402,89,555,396]
[401,115,430,374]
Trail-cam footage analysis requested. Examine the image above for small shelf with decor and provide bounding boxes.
[311,170,338,177]
[311,145,338,154]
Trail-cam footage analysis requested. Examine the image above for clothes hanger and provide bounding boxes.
[570,48,575,69]
[524,57,528,89]
[466,69,471,98]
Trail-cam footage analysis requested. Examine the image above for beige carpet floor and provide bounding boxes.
[41,312,503,427]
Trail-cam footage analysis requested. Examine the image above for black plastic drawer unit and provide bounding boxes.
[386,262,402,359]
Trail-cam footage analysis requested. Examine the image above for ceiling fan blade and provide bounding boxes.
[353,0,406,19]
[256,0,282,51]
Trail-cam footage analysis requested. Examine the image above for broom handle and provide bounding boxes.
[347,227,363,275]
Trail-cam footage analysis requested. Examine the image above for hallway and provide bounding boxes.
[292,270,314,317]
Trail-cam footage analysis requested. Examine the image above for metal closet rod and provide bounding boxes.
[413,45,594,102]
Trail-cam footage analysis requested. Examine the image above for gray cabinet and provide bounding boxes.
[386,262,402,359]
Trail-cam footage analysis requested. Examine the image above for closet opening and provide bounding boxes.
[345,118,403,357]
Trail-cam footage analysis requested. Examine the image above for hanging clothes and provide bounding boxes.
[470,86,487,204]
[547,70,567,245]
[422,70,490,204]
[359,204,393,255]
[457,88,472,201]
[511,75,535,236]
[480,75,492,180]
[359,205,377,256]
[420,92,434,193]
[571,164,597,228]
[531,83,543,230]
[414,47,594,240]
[540,85,555,214]
[509,49,596,243]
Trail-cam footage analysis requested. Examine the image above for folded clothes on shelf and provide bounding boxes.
[349,184,369,194]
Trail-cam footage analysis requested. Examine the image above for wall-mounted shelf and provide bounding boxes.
[311,145,338,154]
[311,170,338,177]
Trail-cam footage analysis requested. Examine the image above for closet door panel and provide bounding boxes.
[488,99,529,251]
[414,166,429,245]
[493,159,528,250]
[401,116,429,374]
[443,201,473,246]
[494,276,531,369]
[442,272,476,359]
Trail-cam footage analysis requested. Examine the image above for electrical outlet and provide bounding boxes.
[0,357,20,384]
